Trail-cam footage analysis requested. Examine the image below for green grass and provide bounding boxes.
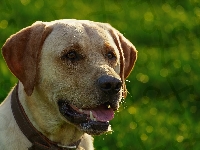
[0,0,199,149]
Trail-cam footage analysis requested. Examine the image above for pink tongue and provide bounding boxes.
[91,105,114,122]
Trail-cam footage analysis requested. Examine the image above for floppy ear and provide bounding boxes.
[106,25,137,98]
[118,33,137,79]
[117,33,137,97]
[2,22,52,96]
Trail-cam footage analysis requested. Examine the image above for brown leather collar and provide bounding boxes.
[11,83,81,150]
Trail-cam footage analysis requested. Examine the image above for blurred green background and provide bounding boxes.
[0,0,200,149]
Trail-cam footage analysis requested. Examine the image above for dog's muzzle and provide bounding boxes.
[58,75,122,135]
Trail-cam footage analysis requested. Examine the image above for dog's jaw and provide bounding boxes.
[57,100,115,135]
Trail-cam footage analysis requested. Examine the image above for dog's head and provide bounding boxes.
[2,20,137,135]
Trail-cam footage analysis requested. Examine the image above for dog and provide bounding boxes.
[0,19,137,150]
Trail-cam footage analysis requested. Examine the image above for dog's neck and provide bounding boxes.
[15,82,83,148]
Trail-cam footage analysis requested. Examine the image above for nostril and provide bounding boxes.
[101,83,112,90]
[116,82,122,89]
[115,82,122,92]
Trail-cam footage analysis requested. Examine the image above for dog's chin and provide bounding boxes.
[57,100,117,135]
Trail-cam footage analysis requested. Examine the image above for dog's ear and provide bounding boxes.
[117,33,137,79]
[2,22,52,96]
[117,32,137,98]
[107,25,137,98]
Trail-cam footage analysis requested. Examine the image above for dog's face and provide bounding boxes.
[2,20,137,135]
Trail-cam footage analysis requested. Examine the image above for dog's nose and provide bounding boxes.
[97,75,122,94]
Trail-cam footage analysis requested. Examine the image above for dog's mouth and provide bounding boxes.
[58,100,115,134]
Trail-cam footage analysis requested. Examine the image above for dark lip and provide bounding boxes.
[80,121,109,134]
[57,100,110,133]
[58,100,88,124]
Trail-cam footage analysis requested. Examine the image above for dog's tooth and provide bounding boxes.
[89,111,97,121]
[90,111,94,120]
[108,105,111,108]
[108,124,112,132]
[107,125,113,134]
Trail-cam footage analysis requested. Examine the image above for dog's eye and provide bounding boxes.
[67,51,77,59]
[106,52,116,60]
[62,51,80,62]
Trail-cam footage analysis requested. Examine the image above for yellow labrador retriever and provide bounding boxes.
[0,19,137,150]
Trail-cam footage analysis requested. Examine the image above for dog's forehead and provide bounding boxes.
[43,20,118,55]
